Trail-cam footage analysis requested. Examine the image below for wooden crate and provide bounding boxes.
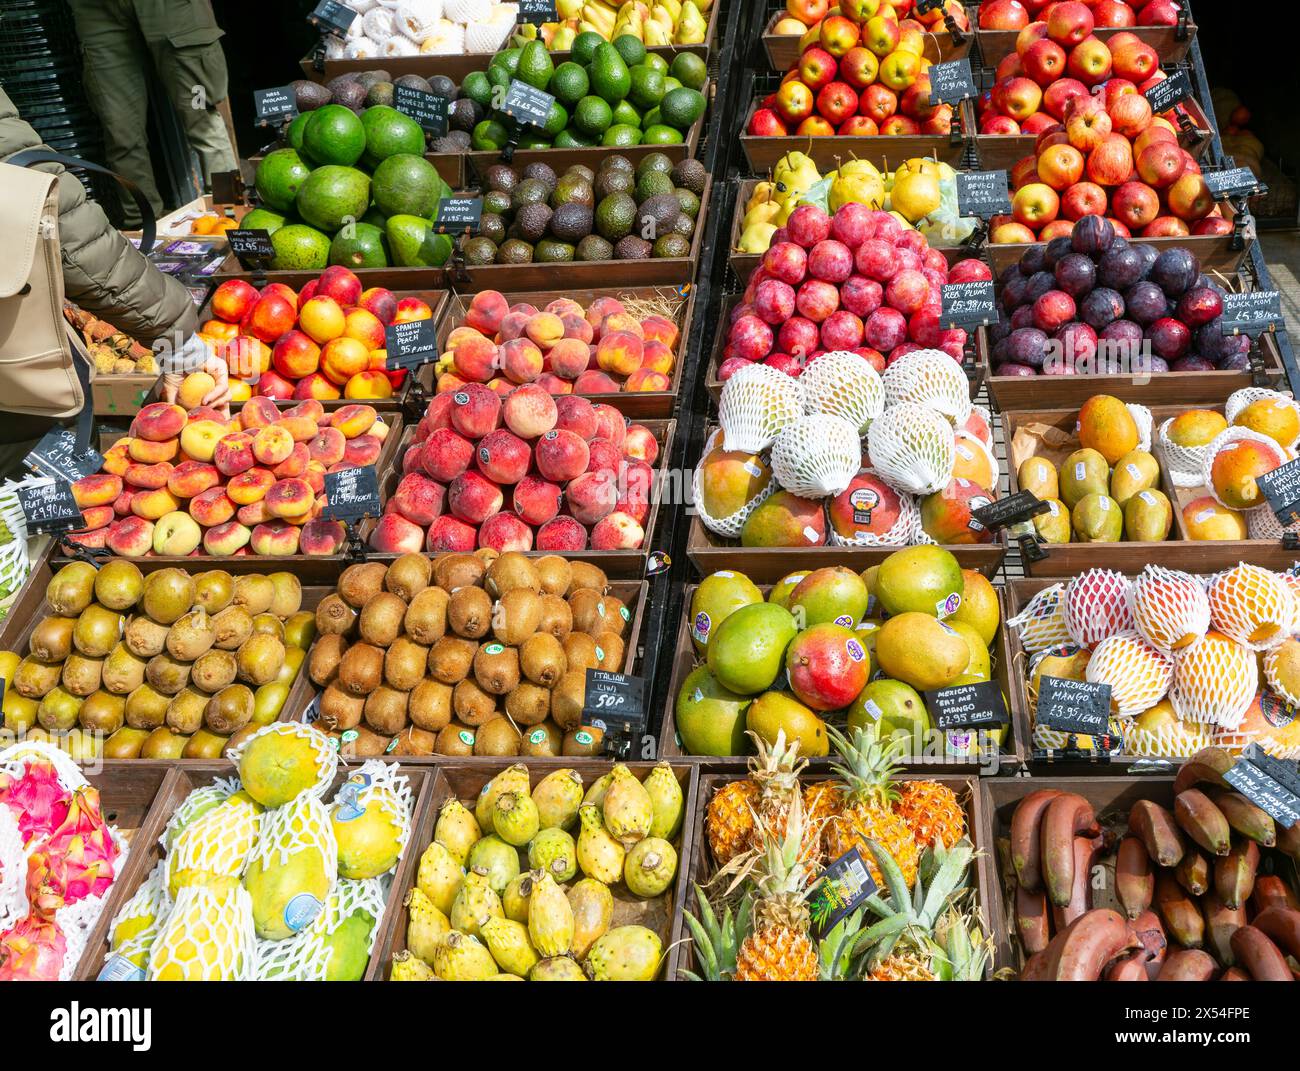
[76,761,436,980]
[369,760,699,980]
[658,583,1025,771]
[975,20,1197,68]
[761,7,974,71]
[92,376,160,420]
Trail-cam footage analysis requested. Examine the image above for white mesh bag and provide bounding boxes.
[147,880,257,981]
[1264,645,1300,707]
[1008,583,1071,653]
[827,471,919,547]
[1248,506,1300,542]
[1085,633,1175,719]
[1064,569,1135,650]
[1125,403,1154,452]
[444,0,492,21]
[882,348,972,426]
[254,877,388,981]
[1200,427,1291,510]
[1207,564,1294,651]
[228,723,340,803]
[799,351,884,435]
[166,786,262,897]
[331,759,417,868]
[1225,388,1300,449]
[866,402,955,495]
[1129,565,1211,653]
[1170,632,1258,729]
[383,33,419,55]
[1157,417,1212,489]
[396,0,442,39]
[243,795,340,942]
[361,6,397,40]
[465,7,515,51]
[344,36,380,58]
[104,861,169,975]
[346,0,379,12]
[161,777,237,854]
[718,363,804,453]
[692,429,778,539]
[1125,713,1214,759]
[770,414,862,498]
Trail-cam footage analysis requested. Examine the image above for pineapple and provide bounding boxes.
[824,728,919,888]
[704,779,757,867]
[678,884,752,981]
[803,779,844,829]
[894,780,967,850]
[706,731,810,866]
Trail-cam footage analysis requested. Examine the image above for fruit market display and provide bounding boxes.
[989,217,1247,376]
[1005,751,1300,981]
[772,0,969,41]
[676,549,1007,759]
[390,761,683,979]
[462,40,707,151]
[104,725,415,980]
[306,552,631,757]
[382,387,655,553]
[64,305,159,377]
[1010,564,1300,760]
[465,152,704,265]
[326,0,518,58]
[1,563,313,761]
[68,398,388,558]
[524,3,712,50]
[977,0,1185,32]
[748,4,962,138]
[0,744,126,980]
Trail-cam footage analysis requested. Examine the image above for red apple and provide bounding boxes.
[1011,154,1041,190]
[991,220,1038,244]
[1192,217,1234,237]
[1037,143,1086,190]
[840,47,880,91]
[1065,95,1112,152]
[1016,21,1050,56]
[796,116,836,136]
[1141,216,1190,237]
[1101,77,1139,112]
[1086,132,1135,186]
[1167,172,1215,221]
[1138,0,1182,27]
[1043,78,1089,121]
[860,83,899,124]
[1039,219,1076,242]
[1022,39,1067,87]
[1046,1,1094,46]
[1022,112,1058,136]
[1135,140,1186,189]
[1093,0,1136,26]
[995,53,1025,83]
[1112,180,1161,229]
[993,76,1043,122]
[1060,180,1109,220]
[839,115,880,136]
[819,14,861,57]
[749,108,789,136]
[981,114,1022,135]
[1108,92,1153,137]
[798,47,838,92]
[1111,40,1159,82]
[879,115,920,136]
[817,81,860,125]
[776,80,816,124]
[1067,35,1113,85]
[980,0,1030,30]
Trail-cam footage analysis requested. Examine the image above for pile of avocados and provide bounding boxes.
[467,152,708,265]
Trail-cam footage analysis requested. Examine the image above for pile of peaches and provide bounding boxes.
[437,290,679,397]
[979,0,1185,33]
[201,266,435,403]
[373,388,658,556]
[68,391,389,558]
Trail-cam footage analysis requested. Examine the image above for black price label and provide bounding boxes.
[1257,458,1300,527]
[393,84,449,135]
[18,481,83,533]
[1205,167,1265,200]
[971,490,1048,531]
[1221,291,1281,337]
[809,848,878,937]
[956,170,1011,219]
[323,465,381,522]
[502,80,555,130]
[1143,68,1193,114]
[308,0,357,36]
[254,86,298,125]
[581,669,646,735]
[1225,751,1300,829]
[924,679,1008,731]
[941,281,996,329]
[227,229,276,268]
[927,58,976,105]
[1244,742,1300,797]
[435,197,483,235]
[24,428,103,482]
[915,0,944,12]
[1037,675,1111,737]
[384,319,440,370]
[518,0,559,23]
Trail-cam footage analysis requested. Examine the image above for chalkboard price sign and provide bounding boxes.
[254,87,297,125]
[1257,458,1300,527]
[927,59,976,106]
[434,197,483,235]
[308,0,357,36]
[502,80,555,130]
[518,0,559,23]
[323,465,381,522]
[18,481,83,533]
[1143,68,1193,114]
[923,679,1008,731]
[1221,291,1281,337]
[1037,675,1112,737]
[581,669,646,735]
[1205,167,1265,200]
[227,229,276,269]
[384,319,440,370]
[971,490,1048,532]
[393,84,449,135]
[956,171,1011,219]
[25,427,102,482]
[1224,750,1300,829]
[941,281,996,329]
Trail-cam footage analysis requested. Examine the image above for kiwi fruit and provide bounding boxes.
[77,690,125,735]
[167,687,209,734]
[384,636,428,691]
[364,686,409,735]
[386,554,432,601]
[29,616,75,662]
[473,643,520,695]
[268,572,302,618]
[562,632,600,672]
[124,683,169,729]
[551,669,587,730]
[405,587,449,644]
[146,653,191,695]
[309,634,349,686]
[46,562,96,616]
[596,632,625,671]
[205,684,254,735]
[492,589,543,646]
[341,724,391,758]
[213,605,255,650]
[537,594,573,639]
[61,653,103,697]
[183,730,229,760]
[447,586,493,639]
[140,727,189,760]
[534,555,573,597]
[318,683,364,731]
[486,552,541,597]
[568,589,605,636]
[192,649,238,693]
[102,726,149,759]
[193,570,235,614]
[142,569,196,625]
[102,643,147,695]
[600,595,629,638]
[284,611,317,650]
[238,634,286,686]
[568,562,608,596]
[13,656,61,699]
[316,594,358,637]
[250,613,285,640]
[563,725,603,757]
[74,604,125,658]
[359,592,407,647]
[232,574,274,616]
[428,637,477,684]
[504,682,552,726]
[225,724,260,753]
[432,553,484,592]
[167,609,217,661]
[93,560,144,611]
[409,680,452,732]
[338,642,384,696]
[435,723,476,756]
[38,686,82,731]
[520,720,563,757]
[389,726,436,756]
[474,716,521,756]
[124,615,170,657]
[519,633,566,687]
[2,694,36,734]
[338,561,388,608]
[453,678,499,725]
[253,681,289,726]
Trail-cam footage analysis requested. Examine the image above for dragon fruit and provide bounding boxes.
[0,761,71,846]
[26,788,119,916]
[0,914,67,980]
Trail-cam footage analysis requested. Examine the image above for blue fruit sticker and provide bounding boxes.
[284,893,324,933]
[937,593,962,618]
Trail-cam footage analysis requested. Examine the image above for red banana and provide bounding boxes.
[1116,836,1154,920]
[1213,839,1259,910]
[1230,925,1295,981]
[1052,835,1097,930]
[1157,948,1217,981]
[1279,822,1300,864]
[1016,884,1053,955]
[1252,876,1300,915]
[1126,910,1168,980]
[1019,948,1055,981]
[1173,749,1232,794]
[1155,872,1205,949]
[1010,789,1064,892]
[1252,907,1300,963]
[1220,967,1250,981]
[1129,799,1185,867]
[1174,788,1231,856]
[1209,790,1276,846]
[1202,892,1246,967]
[1042,793,1099,907]
[1174,849,1210,898]
[1052,909,1139,982]
[1106,951,1150,981]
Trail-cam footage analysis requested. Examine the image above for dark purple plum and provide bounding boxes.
[1124,281,1169,326]
[1002,273,1031,310]
[1101,319,1144,346]
[1150,248,1200,298]
[1171,355,1215,372]
[992,337,1013,365]
[1149,317,1192,360]
[1079,287,1125,332]
[1175,286,1224,328]
[1010,305,1036,330]
[1043,235,1075,270]
[995,362,1038,377]
[1026,270,1057,303]
[1144,355,1170,373]
[1000,263,1022,285]
[1071,215,1115,257]
[1019,246,1048,276]
[1195,316,1232,361]
[989,314,1012,344]
[1098,245,1144,290]
[1133,243,1159,279]
[1007,327,1049,369]
[1217,351,1251,372]
[1055,322,1098,371]
[1054,253,1097,298]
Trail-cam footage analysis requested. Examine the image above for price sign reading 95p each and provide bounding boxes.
[1037,676,1111,738]
[323,465,380,522]
[927,58,975,106]
[308,0,357,36]
[502,80,555,130]
[941,281,996,330]
[518,0,559,23]
[581,669,646,735]
[1205,167,1266,200]
[18,481,83,533]
[384,318,440,370]
[1143,68,1193,114]
[393,83,449,135]
[253,86,297,125]
[923,679,1008,732]
[1221,290,1282,337]
[434,197,483,236]
[25,427,102,483]
[1256,458,1300,527]
[956,171,1011,219]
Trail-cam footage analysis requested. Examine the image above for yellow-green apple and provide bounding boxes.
[1046,0,1093,46]
[1061,180,1108,220]
[1043,77,1089,120]
[991,220,1038,244]
[1065,94,1112,152]
[1085,132,1134,186]
[1112,180,1161,230]
[878,50,921,90]
[896,25,926,58]
[1167,172,1215,221]
[776,80,815,124]
[1067,34,1113,84]
[863,14,900,56]
[1012,182,1061,228]
[819,14,860,56]
[1022,38,1066,86]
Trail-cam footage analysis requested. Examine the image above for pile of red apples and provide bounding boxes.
[979,0,1185,34]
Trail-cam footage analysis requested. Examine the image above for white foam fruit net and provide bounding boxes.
[333,760,416,864]
[1085,633,1175,719]
[1157,417,1212,489]
[1265,645,1300,707]
[1008,584,1071,653]
[828,471,919,547]
[1248,506,1300,542]
[1125,403,1154,452]
[882,349,972,426]
[1207,564,1295,651]
[693,449,777,539]
[244,795,340,942]
[254,877,387,982]
[166,786,262,897]
[228,722,340,802]
[718,363,803,453]
[1225,387,1300,450]
[1170,632,1259,729]
[161,777,237,854]
[1130,565,1212,653]
[799,351,885,435]
[106,861,169,974]
[147,881,257,981]
[1064,570,1135,650]
[866,402,955,496]
[1126,714,1214,759]
[770,414,862,499]
[1201,427,1291,510]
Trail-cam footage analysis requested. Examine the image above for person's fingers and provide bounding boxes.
[161,382,178,403]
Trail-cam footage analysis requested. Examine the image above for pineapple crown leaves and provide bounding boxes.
[930,908,994,982]
[679,884,753,982]
[817,908,871,981]
[826,725,905,808]
[745,729,808,801]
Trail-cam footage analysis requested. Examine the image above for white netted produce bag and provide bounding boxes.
[1156,417,1212,489]
[1200,427,1291,510]
[882,349,972,426]
[1225,388,1300,449]
[1008,584,1071,653]
[104,861,169,976]
[827,472,919,547]
[1064,570,1135,650]
[344,37,381,58]
[866,402,955,495]
[382,34,419,55]
[1207,564,1294,651]
[1129,565,1211,653]
[465,8,515,52]
[244,795,339,941]
[1248,505,1300,542]
[1264,645,1300,707]
[362,6,397,38]
[1125,715,1214,759]
[770,414,862,498]
[0,740,87,792]
[396,0,443,39]
[333,759,416,862]
[148,881,257,981]
[444,0,491,19]
[254,877,388,981]
[718,363,803,453]
[799,351,884,435]
[166,787,262,898]
[1085,633,1175,718]
[161,777,237,854]
[692,428,777,539]
[228,723,340,803]
[1125,403,1154,452]
[1170,632,1258,729]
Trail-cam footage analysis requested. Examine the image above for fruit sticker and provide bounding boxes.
[861,697,883,721]
[1260,692,1298,730]
[574,730,595,747]
[845,638,866,663]
[968,496,992,531]
[458,730,475,747]
[334,773,372,821]
[808,848,878,937]
[283,892,324,933]
[937,593,962,618]
[850,486,879,525]
[528,728,548,745]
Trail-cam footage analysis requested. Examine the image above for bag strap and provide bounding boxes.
[5,149,157,255]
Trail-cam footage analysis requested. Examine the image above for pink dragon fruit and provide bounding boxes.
[26,788,118,917]
[0,914,67,981]
[0,761,70,846]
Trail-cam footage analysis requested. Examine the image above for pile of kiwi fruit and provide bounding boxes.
[2,561,315,760]
[309,551,629,758]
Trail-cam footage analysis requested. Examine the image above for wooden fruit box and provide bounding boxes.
[92,376,161,421]
[417,285,697,421]
[76,761,436,980]
[761,7,974,72]
[369,759,699,981]
[1003,406,1300,576]
[658,582,1024,771]
[975,18,1198,68]
[674,768,992,979]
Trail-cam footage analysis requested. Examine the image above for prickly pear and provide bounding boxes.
[644,762,684,840]
[475,764,530,833]
[416,840,464,915]
[529,955,587,980]
[585,925,663,981]
[432,931,497,980]
[623,837,678,898]
[567,877,613,959]
[577,803,625,884]
[434,798,481,864]
[532,768,585,830]
[404,887,449,964]
[527,872,575,957]
[601,765,653,847]
[493,791,541,847]
[583,771,613,809]
[528,827,577,883]
[390,949,435,980]
[466,833,521,894]
[449,866,503,938]
[481,916,540,977]
[503,870,540,923]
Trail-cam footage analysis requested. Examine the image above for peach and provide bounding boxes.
[497,310,532,344]
[369,513,426,554]
[449,384,501,440]
[227,468,276,506]
[554,396,598,440]
[309,427,347,466]
[273,416,317,445]
[420,428,474,482]
[289,373,339,402]
[394,297,433,323]
[391,471,445,526]
[640,341,675,376]
[448,470,504,525]
[447,326,485,352]
[545,297,585,320]
[131,403,186,443]
[101,442,131,477]
[358,287,397,325]
[211,279,259,323]
[131,487,180,521]
[343,370,393,399]
[535,428,590,483]
[524,312,565,351]
[641,315,679,350]
[188,406,230,427]
[243,293,297,343]
[342,435,381,468]
[303,461,327,495]
[106,516,154,557]
[272,442,310,479]
[262,282,299,310]
[591,511,645,550]
[536,515,588,551]
[299,296,346,345]
[422,515,474,553]
[111,490,134,516]
[587,439,621,475]
[619,460,654,523]
[124,461,173,491]
[343,308,385,351]
[271,330,321,381]
[238,397,281,430]
[624,425,660,465]
[593,405,626,452]
[574,371,620,394]
[436,372,469,394]
[265,478,314,519]
[201,520,250,556]
[214,431,256,477]
[502,384,557,439]
[178,420,224,462]
[72,474,122,509]
[333,404,377,439]
[561,314,594,345]
[250,522,301,556]
[177,372,215,410]
[252,425,295,466]
[513,476,562,527]
[151,511,202,555]
[300,518,346,555]
[547,338,591,380]
[625,369,671,392]
[189,486,237,526]
[201,319,238,343]
[537,374,573,396]
[237,500,272,526]
[316,266,361,307]
[586,298,625,332]
[256,370,296,400]
[66,527,109,550]
[128,436,179,464]
[320,337,369,387]
[567,470,618,525]
[600,312,644,340]
[475,429,531,485]
[465,290,509,336]
[78,505,114,532]
[452,335,498,383]
[479,511,533,553]
[499,338,545,385]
